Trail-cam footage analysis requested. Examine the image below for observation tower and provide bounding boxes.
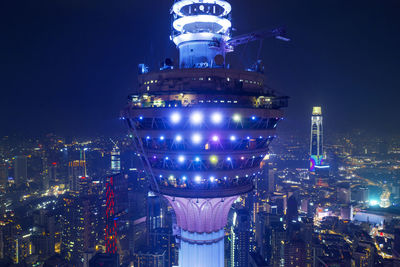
[310,106,323,171]
[123,1,288,266]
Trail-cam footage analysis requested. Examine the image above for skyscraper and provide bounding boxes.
[310,107,323,172]
[123,1,288,266]
[68,160,86,192]
[14,155,27,185]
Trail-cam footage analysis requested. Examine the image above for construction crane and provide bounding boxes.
[225,27,290,50]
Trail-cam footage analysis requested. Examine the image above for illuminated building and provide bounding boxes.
[68,160,86,192]
[105,176,117,254]
[231,209,251,267]
[110,140,121,174]
[123,0,288,266]
[310,107,323,172]
[14,155,27,185]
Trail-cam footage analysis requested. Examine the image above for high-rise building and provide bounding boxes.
[110,142,121,174]
[68,160,86,192]
[0,161,8,185]
[310,107,323,172]
[232,209,251,267]
[14,155,27,185]
[122,0,288,266]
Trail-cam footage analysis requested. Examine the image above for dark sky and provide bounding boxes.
[1,0,399,137]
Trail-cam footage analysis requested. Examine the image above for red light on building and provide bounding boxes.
[105,176,117,254]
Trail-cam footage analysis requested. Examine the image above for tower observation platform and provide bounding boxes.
[122,1,288,266]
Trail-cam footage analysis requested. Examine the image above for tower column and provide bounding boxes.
[164,196,238,267]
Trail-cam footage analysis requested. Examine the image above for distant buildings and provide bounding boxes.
[14,155,27,185]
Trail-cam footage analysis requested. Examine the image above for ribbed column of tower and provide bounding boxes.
[165,196,237,267]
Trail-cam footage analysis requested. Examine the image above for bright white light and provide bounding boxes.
[175,135,182,142]
[170,112,181,124]
[211,112,223,124]
[230,135,236,141]
[212,135,219,142]
[195,176,202,183]
[251,116,256,120]
[192,133,202,144]
[182,176,187,181]
[172,0,232,17]
[233,114,241,122]
[173,15,231,34]
[190,112,203,125]
[146,136,150,140]
[165,157,169,160]
[227,157,231,161]
[160,136,165,140]
[370,200,379,206]
[139,116,143,120]
[195,157,201,162]
[178,155,185,163]
[210,176,215,182]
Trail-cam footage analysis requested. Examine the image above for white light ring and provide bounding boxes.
[173,15,231,34]
[172,0,232,17]
[172,32,230,46]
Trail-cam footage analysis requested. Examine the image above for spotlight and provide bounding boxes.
[209,155,218,164]
[251,116,256,120]
[195,176,202,183]
[175,135,182,142]
[182,176,187,181]
[165,156,169,160]
[232,114,241,122]
[139,116,143,120]
[210,176,215,182]
[178,155,185,163]
[230,135,236,141]
[170,112,181,124]
[212,135,219,142]
[241,156,245,160]
[190,112,203,125]
[195,157,201,162]
[160,136,165,140]
[211,112,223,124]
[192,133,202,144]
[227,157,231,161]
[146,136,150,140]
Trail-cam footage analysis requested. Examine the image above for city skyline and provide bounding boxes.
[1,0,400,137]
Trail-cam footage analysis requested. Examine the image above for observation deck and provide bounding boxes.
[123,68,287,198]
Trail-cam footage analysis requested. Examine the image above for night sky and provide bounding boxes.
[1,0,399,137]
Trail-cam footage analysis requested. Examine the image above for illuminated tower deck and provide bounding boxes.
[123,1,288,266]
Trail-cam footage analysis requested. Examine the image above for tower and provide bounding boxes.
[310,107,323,172]
[123,1,288,266]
